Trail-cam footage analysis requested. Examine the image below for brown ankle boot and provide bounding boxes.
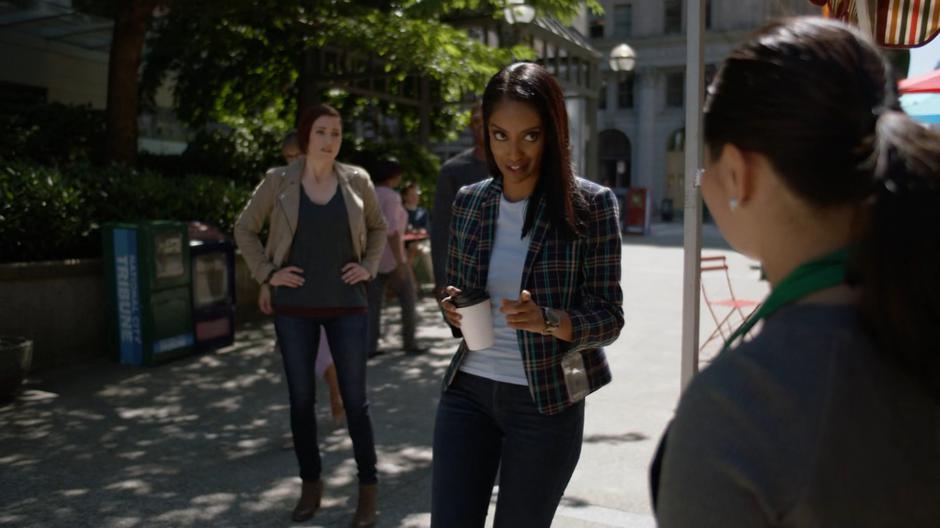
[291,479,322,522]
[350,483,377,527]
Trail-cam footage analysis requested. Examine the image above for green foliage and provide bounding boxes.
[180,120,286,184]
[0,160,252,263]
[341,138,441,209]
[139,0,570,141]
[0,103,106,166]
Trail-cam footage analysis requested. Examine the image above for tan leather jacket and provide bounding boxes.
[234,159,388,284]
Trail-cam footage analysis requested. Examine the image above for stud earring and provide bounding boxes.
[729,198,739,212]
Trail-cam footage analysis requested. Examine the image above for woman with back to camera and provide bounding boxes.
[432,62,625,527]
[234,104,385,526]
[651,17,940,527]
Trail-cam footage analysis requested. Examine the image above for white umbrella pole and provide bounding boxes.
[680,0,705,391]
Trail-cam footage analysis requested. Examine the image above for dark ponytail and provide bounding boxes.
[859,111,940,394]
[704,17,940,396]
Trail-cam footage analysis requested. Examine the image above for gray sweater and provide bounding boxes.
[656,303,940,527]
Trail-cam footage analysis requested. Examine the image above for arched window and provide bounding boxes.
[598,129,632,188]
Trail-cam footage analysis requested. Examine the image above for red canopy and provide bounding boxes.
[899,69,940,93]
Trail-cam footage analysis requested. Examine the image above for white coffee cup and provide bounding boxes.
[452,290,494,351]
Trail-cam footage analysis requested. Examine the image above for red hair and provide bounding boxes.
[296,104,342,154]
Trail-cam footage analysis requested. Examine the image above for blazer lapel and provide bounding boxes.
[520,196,549,290]
[277,161,302,236]
[335,164,365,257]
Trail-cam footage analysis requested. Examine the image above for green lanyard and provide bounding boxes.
[722,248,849,352]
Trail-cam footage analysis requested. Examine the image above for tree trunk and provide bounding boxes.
[105,0,157,166]
[295,47,320,125]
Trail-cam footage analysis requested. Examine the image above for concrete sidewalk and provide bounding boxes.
[0,222,768,527]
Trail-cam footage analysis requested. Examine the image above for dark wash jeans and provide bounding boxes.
[431,372,585,528]
[274,313,377,484]
[366,267,418,354]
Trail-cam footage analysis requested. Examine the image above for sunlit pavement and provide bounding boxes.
[0,222,768,527]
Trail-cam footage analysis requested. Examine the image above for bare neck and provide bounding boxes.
[303,159,335,183]
[759,206,859,288]
[502,177,537,203]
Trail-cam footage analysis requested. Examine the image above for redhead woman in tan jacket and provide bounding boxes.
[234,104,386,526]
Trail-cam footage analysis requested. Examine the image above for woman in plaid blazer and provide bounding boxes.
[431,62,624,527]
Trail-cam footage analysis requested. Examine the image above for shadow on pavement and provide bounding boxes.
[0,297,458,528]
[582,432,648,444]
[622,222,732,251]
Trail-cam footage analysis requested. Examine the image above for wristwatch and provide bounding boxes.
[541,306,561,335]
[263,269,276,285]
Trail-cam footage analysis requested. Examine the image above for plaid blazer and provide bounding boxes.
[443,176,624,415]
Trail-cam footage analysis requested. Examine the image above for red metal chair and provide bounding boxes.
[700,255,760,353]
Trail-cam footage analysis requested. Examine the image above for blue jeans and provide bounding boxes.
[431,372,585,528]
[367,267,418,354]
[274,313,377,484]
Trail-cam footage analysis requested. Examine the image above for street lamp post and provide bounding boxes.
[504,0,536,25]
[608,43,636,73]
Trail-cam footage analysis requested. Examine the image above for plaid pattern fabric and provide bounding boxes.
[441,176,624,415]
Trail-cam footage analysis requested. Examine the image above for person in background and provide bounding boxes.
[258,131,345,425]
[431,62,624,527]
[430,102,489,302]
[401,181,433,294]
[366,159,426,355]
[235,104,385,526]
[651,17,940,527]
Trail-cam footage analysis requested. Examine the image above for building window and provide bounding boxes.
[613,4,632,38]
[664,0,682,34]
[666,71,684,108]
[589,16,605,38]
[599,82,607,110]
[617,75,634,109]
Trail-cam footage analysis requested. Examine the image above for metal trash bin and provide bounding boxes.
[188,222,236,351]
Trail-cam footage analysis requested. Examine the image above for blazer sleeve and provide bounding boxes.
[567,187,625,350]
[358,173,388,278]
[233,169,279,284]
[443,189,471,338]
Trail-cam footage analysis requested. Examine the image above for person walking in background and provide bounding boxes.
[402,181,433,294]
[430,102,489,301]
[234,104,385,526]
[431,62,624,527]
[651,17,940,527]
[257,131,346,425]
[366,159,426,356]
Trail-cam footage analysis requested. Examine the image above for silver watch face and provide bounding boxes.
[544,307,561,328]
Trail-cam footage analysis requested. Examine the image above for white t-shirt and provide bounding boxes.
[459,194,530,386]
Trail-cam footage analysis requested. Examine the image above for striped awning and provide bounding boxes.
[810,0,940,48]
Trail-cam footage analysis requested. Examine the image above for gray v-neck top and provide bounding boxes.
[273,189,367,313]
[656,303,940,527]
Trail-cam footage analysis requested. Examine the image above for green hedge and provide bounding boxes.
[0,160,252,263]
[0,103,106,166]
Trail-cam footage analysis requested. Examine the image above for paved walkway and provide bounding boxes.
[0,223,768,527]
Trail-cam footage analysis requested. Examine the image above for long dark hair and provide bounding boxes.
[482,62,586,238]
[704,17,940,395]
